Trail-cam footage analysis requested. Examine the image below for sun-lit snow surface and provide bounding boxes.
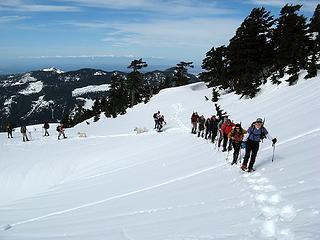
[0,74,319,240]
[18,81,43,95]
[72,84,110,97]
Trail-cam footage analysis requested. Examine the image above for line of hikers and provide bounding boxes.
[153,111,166,132]
[5,122,67,142]
[191,112,277,172]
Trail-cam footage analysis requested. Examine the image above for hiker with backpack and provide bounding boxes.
[6,123,13,138]
[56,123,67,140]
[221,119,235,152]
[20,125,30,142]
[241,118,277,172]
[197,115,206,138]
[228,124,247,165]
[205,117,212,140]
[217,116,227,149]
[157,115,166,132]
[43,122,50,136]
[210,115,219,143]
[191,112,199,134]
[153,111,160,129]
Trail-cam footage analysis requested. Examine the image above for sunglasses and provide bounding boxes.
[256,121,262,124]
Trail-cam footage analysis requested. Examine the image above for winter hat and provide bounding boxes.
[256,118,263,123]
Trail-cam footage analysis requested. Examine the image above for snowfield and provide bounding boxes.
[0,74,319,240]
[72,84,110,97]
[19,81,43,95]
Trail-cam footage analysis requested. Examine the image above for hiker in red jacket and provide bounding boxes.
[221,119,235,152]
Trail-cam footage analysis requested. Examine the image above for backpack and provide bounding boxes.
[56,126,60,132]
[44,123,49,129]
[249,123,266,141]
[153,113,158,119]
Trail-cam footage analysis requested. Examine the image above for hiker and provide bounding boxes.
[198,115,205,138]
[210,115,219,143]
[205,117,212,139]
[228,124,247,165]
[56,123,67,140]
[241,118,277,172]
[20,125,29,142]
[191,112,199,134]
[153,111,160,129]
[6,123,13,138]
[43,122,50,136]
[157,115,166,131]
[221,119,235,152]
[217,116,226,148]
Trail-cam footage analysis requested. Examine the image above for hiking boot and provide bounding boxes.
[241,165,247,171]
[231,161,237,165]
[248,168,255,173]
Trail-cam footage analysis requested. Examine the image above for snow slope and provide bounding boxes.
[0,75,319,240]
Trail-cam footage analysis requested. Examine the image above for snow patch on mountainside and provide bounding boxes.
[3,96,16,115]
[22,96,54,119]
[42,67,64,74]
[94,71,107,76]
[72,84,110,97]
[76,97,94,110]
[19,81,43,95]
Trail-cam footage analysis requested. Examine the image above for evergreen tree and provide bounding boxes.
[272,4,309,85]
[173,61,194,86]
[306,4,320,79]
[106,73,129,117]
[200,46,229,89]
[212,87,220,102]
[127,59,147,107]
[228,7,274,98]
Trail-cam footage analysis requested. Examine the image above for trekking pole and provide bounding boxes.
[271,144,276,162]
[239,148,242,164]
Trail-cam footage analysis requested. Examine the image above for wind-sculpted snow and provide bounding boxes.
[0,75,319,239]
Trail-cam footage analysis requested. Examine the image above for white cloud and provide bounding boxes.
[59,0,235,16]
[0,15,28,24]
[0,0,80,12]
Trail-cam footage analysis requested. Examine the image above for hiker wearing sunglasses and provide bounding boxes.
[241,118,277,172]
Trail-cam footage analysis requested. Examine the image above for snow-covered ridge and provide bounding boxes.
[41,67,64,74]
[93,71,107,76]
[18,81,43,95]
[72,84,110,97]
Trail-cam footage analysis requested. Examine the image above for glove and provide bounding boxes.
[241,141,246,149]
[272,138,277,144]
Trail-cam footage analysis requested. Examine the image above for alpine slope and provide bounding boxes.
[0,73,319,240]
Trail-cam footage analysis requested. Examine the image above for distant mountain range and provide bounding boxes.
[0,67,199,130]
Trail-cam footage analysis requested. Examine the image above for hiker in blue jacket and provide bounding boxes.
[241,118,277,172]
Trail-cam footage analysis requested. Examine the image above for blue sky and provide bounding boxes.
[0,0,318,73]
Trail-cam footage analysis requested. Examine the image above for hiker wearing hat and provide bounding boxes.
[241,118,277,172]
[220,118,235,152]
[228,124,247,165]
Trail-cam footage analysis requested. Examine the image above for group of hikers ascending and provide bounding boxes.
[153,111,166,132]
[5,122,67,142]
[191,109,277,172]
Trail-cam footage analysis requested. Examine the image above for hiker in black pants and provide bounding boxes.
[210,115,218,143]
[241,118,277,172]
[6,123,13,138]
[43,122,50,136]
